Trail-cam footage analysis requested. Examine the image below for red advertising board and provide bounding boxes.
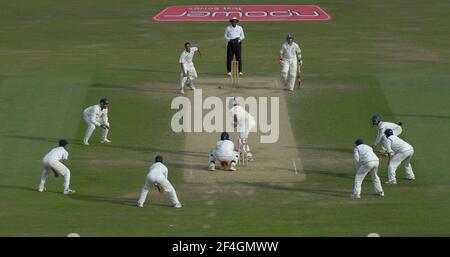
[153,5,331,22]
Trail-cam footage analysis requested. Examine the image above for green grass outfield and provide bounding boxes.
[1,0,449,236]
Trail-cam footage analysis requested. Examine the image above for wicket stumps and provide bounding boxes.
[231,60,239,87]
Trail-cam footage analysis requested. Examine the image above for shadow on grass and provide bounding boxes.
[286,145,352,154]
[236,182,349,198]
[104,144,205,158]
[382,113,450,121]
[69,194,137,206]
[70,194,174,208]
[303,169,354,180]
[6,135,83,145]
[89,83,176,94]
[0,184,63,195]
[108,67,225,77]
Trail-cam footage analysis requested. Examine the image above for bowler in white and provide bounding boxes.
[179,42,201,94]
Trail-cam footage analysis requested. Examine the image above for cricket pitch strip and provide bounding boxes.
[182,76,305,183]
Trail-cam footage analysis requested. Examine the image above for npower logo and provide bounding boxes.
[153,5,331,22]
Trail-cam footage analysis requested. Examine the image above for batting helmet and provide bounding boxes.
[355,139,364,146]
[286,34,295,40]
[371,114,381,123]
[155,155,164,163]
[220,132,230,141]
[384,129,394,137]
[100,98,109,105]
[59,139,69,147]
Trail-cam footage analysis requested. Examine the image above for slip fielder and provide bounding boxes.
[371,114,402,153]
[83,98,111,145]
[179,42,201,95]
[279,34,302,91]
[38,139,76,195]
[208,132,239,172]
[137,155,182,208]
[384,129,415,185]
[352,139,384,199]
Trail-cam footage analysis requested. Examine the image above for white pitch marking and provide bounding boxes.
[292,159,298,175]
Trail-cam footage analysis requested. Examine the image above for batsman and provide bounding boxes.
[278,34,303,91]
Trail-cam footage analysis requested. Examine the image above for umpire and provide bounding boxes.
[224,17,245,76]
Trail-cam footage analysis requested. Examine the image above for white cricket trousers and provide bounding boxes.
[180,64,198,89]
[388,149,415,182]
[83,114,109,144]
[353,160,383,196]
[39,160,71,191]
[281,58,298,91]
[209,150,239,164]
[138,174,180,206]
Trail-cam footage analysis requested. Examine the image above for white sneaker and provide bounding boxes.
[37,186,46,192]
[83,142,89,145]
[351,194,361,199]
[64,188,76,195]
[239,72,243,76]
[208,162,215,171]
[229,165,237,172]
[385,180,397,185]
[378,192,385,197]
[180,89,184,94]
[101,139,111,144]
[406,177,415,181]
[174,203,182,208]
[227,72,231,76]
[137,203,144,208]
[188,84,196,90]
[246,152,253,161]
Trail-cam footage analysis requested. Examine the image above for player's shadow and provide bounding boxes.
[236,182,349,198]
[303,169,354,180]
[286,145,351,154]
[0,184,39,192]
[108,67,225,77]
[104,144,205,158]
[6,135,83,145]
[69,194,137,206]
[382,113,450,121]
[88,83,176,94]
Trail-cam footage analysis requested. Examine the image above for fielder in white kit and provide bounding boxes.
[137,155,182,208]
[208,132,239,172]
[179,42,201,95]
[228,98,256,161]
[384,129,415,184]
[279,34,302,91]
[83,98,111,145]
[38,139,76,194]
[352,139,384,199]
[371,114,402,152]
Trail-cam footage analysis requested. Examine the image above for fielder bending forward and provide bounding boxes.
[384,129,415,184]
[179,42,201,94]
[228,98,256,161]
[352,139,384,199]
[137,155,182,208]
[38,139,76,194]
[208,132,239,172]
[279,34,302,91]
[371,114,402,153]
[83,98,111,145]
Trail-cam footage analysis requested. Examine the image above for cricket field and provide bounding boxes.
[0,0,449,236]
